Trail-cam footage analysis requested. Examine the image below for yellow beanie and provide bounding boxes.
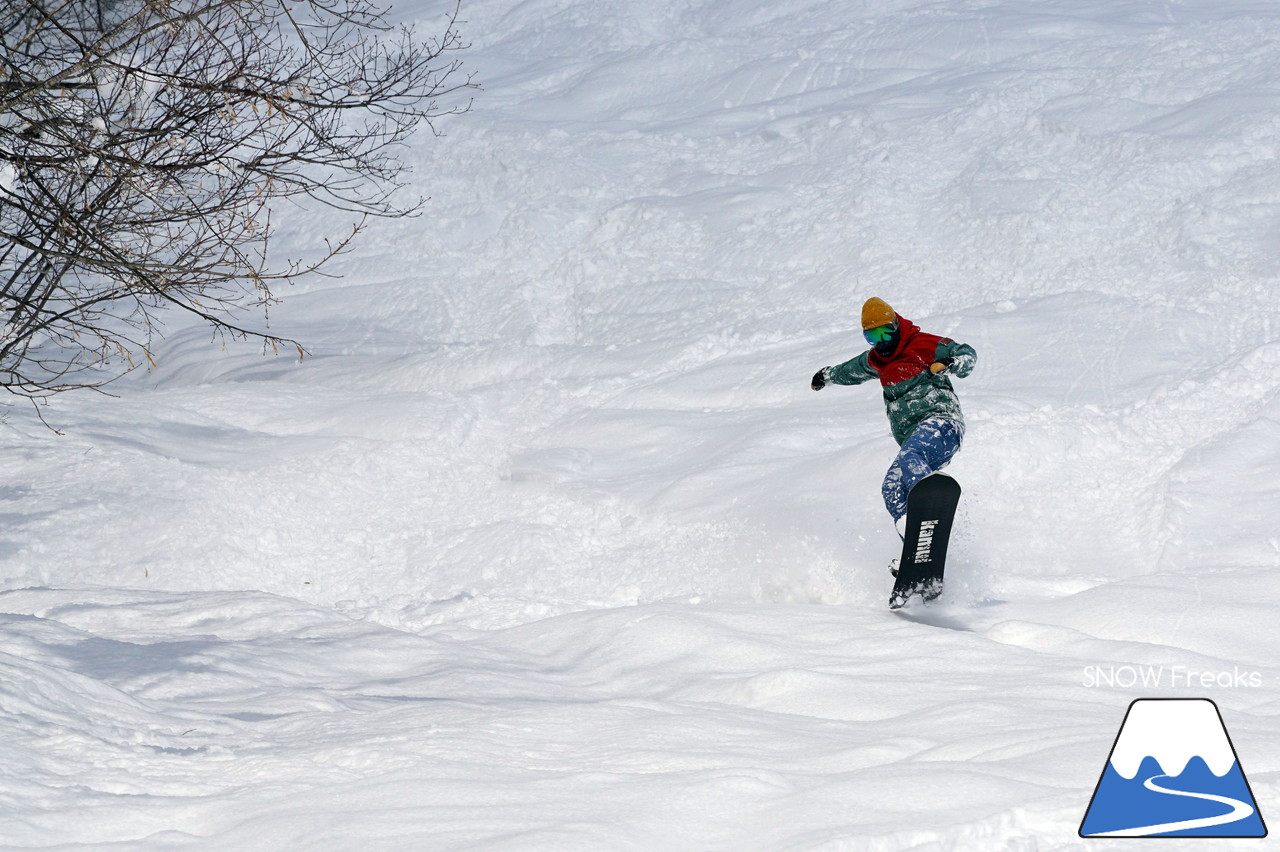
[861,297,896,330]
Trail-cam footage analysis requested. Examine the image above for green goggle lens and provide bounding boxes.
[864,324,897,344]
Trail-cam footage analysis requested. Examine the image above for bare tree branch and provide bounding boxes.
[1,0,474,398]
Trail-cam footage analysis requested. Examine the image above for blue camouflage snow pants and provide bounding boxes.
[882,417,963,522]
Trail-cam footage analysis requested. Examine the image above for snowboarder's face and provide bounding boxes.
[864,321,899,353]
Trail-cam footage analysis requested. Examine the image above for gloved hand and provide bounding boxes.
[929,357,954,374]
[811,368,829,391]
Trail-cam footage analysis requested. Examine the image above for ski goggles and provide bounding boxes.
[863,322,898,345]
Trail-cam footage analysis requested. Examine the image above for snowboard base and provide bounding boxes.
[888,472,961,610]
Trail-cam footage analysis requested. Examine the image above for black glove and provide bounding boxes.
[811,368,828,391]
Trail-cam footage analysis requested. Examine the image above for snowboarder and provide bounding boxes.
[810,297,976,537]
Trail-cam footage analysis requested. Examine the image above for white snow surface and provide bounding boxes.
[3,0,1280,849]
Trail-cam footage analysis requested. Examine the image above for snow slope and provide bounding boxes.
[2,0,1280,848]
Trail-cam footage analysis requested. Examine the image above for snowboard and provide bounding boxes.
[888,472,961,609]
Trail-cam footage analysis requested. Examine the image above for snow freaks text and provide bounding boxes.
[1082,666,1263,690]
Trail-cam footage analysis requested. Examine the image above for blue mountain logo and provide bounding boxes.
[1080,698,1266,838]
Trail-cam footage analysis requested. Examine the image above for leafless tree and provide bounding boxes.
[1,0,472,398]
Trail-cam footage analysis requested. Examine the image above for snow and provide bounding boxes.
[3,0,1280,848]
